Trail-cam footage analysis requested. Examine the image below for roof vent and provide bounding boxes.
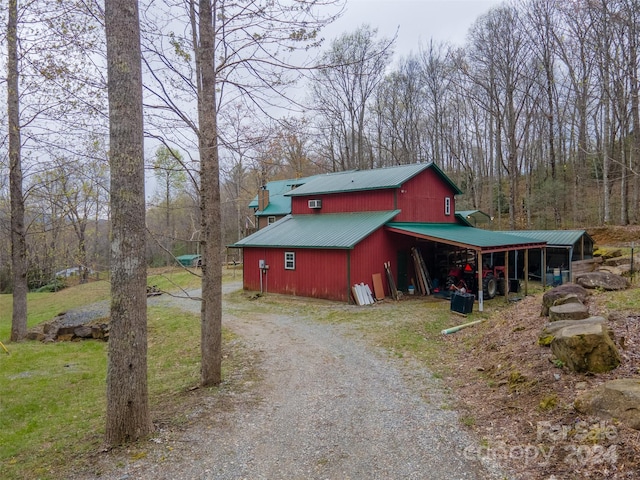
[308,199,322,209]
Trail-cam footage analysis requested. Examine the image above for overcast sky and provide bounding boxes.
[322,0,505,62]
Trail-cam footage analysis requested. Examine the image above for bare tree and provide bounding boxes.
[196,0,223,386]
[140,0,343,386]
[7,0,27,341]
[311,25,394,171]
[467,5,537,229]
[104,0,153,445]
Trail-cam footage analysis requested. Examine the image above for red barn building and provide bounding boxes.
[232,163,545,310]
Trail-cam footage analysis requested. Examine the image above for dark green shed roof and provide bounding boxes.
[386,223,546,253]
[502,230,592,248]
[232,210,401,249]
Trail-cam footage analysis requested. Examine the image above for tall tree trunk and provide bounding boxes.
[198,0,222,386]
[105,0,152,445]
[628,6,640,224]
[7,0,27,342]
[603,100,611,224]
[507,88,519,230]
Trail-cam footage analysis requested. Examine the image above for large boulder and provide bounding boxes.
[602,254,640,267]
[543,318,607,335]
[550,323,621,373]
[539,316,608,346]
[574,379,640,430]
[575,271,629,291]
[552,294,584,308]
[549,302,590,322]
[541,284,589,316]
[598,264,630,276]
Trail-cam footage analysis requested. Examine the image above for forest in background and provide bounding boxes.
[1,0,639,293]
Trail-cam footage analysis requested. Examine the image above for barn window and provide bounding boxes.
[284,251,295,270]
[267,216,276,225]
[444,197,451,216]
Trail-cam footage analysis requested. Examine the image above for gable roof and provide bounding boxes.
[502,230,591,247]
[455,210,492,227]
[232,210,401,249]
[286,163,462,197]
[248,177,315,215]
[386,223,546,253]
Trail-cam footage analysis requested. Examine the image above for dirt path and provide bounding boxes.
[79,285,505,479]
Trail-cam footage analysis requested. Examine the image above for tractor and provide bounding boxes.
[445,262,504,299]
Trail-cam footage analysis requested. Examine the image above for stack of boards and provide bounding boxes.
[352,267,396,306]
[351,283,375,305]
[352,253,432,305]
[410,247,432,295]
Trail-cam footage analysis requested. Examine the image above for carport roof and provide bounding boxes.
[501,230,590,247]
[386,223,547,253]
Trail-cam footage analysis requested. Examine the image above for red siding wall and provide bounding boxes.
[243,247,350,302]
[394,169,457,223]
[291,189,395,215]
[290,168,457,222]
[241,167,463,302]
[349,228,397,298]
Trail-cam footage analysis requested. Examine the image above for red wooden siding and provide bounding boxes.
[394,169,457,223]
[290,168,457,223]
[349,228,397,296]
[291,189,394,215]
[243,247,349,301]
[241,166,465,302]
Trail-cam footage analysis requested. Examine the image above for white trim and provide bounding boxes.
[284,251,295,270]
[445,197,451,216]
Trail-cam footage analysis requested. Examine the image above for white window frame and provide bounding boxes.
[444,197,451,216]
[267,216,276,225]
[284,251,295,270]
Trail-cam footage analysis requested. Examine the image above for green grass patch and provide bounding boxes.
[0,281,111,339]
[602,285,640,310]
[0,269,245,480]
[1,339,108,479]
[147,267,202,293]
[0,304,240,480]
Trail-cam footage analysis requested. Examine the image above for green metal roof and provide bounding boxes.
[455,210,492,227]
[386,223,546,252]
[502,230,591,247]
[248,177,315,213]
[256,195,292,216]
[232,210,401,249]
[286,163,462,197]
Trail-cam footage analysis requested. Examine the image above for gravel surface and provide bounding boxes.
[72,284,506,480]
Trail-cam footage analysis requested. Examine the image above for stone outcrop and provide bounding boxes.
[550,323,621,373]
[552,293,583,308]
[548,302,590,322]
[575,379,640,430]
[575,271,629,291]
[27,316,109,342]
[541,284,589,316]
[539,316,608,346]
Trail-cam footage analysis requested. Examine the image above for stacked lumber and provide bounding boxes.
[411,247,432,295]
[352,283,375,305]
[384,261,399,300]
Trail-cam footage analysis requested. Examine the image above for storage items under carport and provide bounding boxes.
[450,291,474,314]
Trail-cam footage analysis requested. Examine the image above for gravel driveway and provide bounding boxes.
[76,284,505,480]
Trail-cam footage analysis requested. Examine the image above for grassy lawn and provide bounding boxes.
[0,266,238,480]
